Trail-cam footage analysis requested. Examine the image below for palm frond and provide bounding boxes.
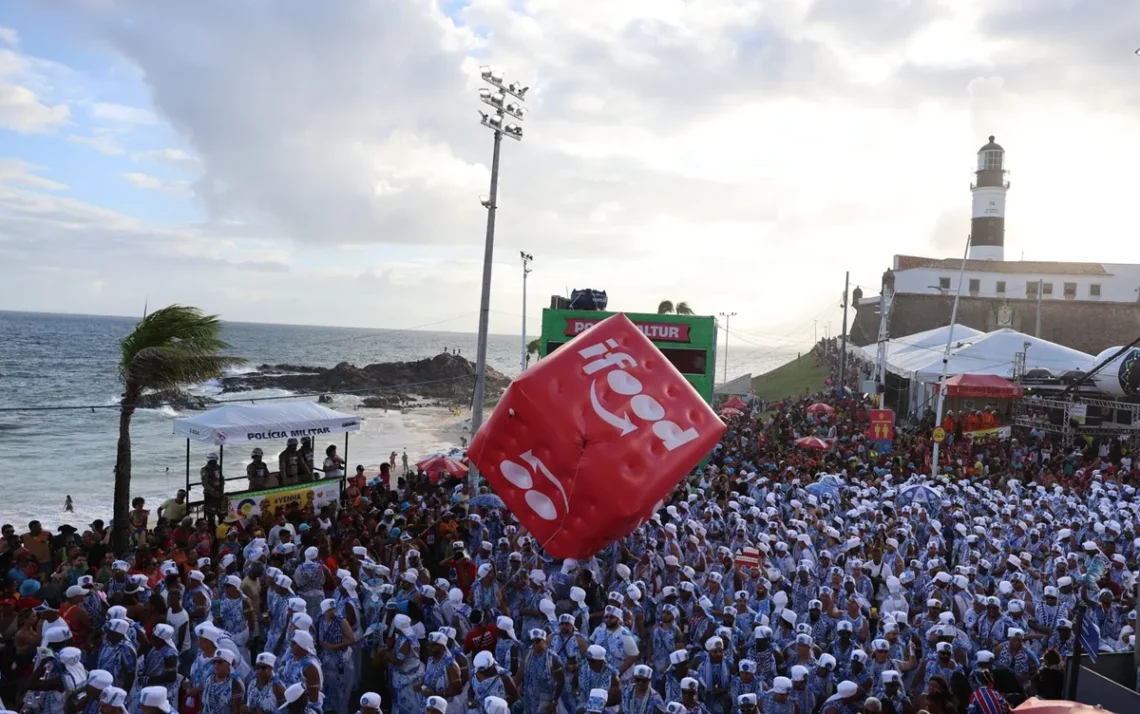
[120,304,233,369]
[124,345,245,392]
[657,300,674,315]
[675,301,694,315]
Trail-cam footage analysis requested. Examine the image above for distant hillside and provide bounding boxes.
[750,350,829,402]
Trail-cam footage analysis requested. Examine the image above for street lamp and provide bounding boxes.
[520,251,533,373]
[718,312,737,384]
[469,64,529,492]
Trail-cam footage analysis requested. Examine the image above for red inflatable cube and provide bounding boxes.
[467,313,725,558]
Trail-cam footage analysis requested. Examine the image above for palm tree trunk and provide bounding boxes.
[112,399,135,556]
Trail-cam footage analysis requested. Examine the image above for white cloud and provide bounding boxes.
[0,27,19,47]
[133,148,200,170]
[0,48,69,133]
[92,101,156,125]
[5,0,1140,336]
[69,129,126,155]
[119,171,194,197]
[0,158,68,190]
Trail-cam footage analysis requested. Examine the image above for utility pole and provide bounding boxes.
[470,66,528,493]
[875,279,895,406]
[931,234,972,479]
[718,312,737,384]
[520,251,533,373]
[838,272,849,397]
[1035,278,1044,337]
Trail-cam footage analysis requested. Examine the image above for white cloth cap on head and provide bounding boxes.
[304,547,318,561]
[87,669,114,690]
[107,619,130,637]
[188,570,205,582]
[213,648,235,665]
[220,554,236,568]
[669,649,688,665]
[66,585,89,599]
[477,563,493,578]
[473,651,495,671]
[101,687,128,711]
[976,650,994,663]
[680,677,699,691]
[320,598,336,613]
[772,677,792,694]
[224,575,241,589]
[292,630,316,654]
[256,652,277,667]
[836,681,858,698]
[361,693,383,709]
[485,696,511,714]
[140,686,172,713]
[393,614,414,635]
[426,696,447,712]
[284,683,306,704]
[587,644,607,661]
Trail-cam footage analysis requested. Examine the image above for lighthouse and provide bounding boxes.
[969,135,1009,261]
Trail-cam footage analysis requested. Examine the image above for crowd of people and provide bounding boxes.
[1,343,1136,714]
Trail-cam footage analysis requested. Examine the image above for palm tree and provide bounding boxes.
[657,300,694,315]
[113,305,245,554]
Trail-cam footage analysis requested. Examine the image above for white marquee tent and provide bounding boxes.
[174,402,361,444]
[173,402,361,493]
[862,326,1095,416]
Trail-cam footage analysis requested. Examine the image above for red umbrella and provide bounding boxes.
[795,436,832,450]
[806,403,835,414]
[416,455,469,479]
[719,407,744,418]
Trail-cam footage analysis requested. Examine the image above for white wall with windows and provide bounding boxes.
[890,263,1140,303]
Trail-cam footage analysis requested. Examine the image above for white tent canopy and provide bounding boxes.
[866,326,1094,383]
[173,402,361,445]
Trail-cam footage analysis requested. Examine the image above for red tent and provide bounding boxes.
[416,455,468,482]
[722,397,748,410]
[937,374,1024,399]
[806,402,835,414]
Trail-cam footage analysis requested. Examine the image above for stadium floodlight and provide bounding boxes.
[471,65,531,493]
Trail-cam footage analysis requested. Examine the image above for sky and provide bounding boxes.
[0,0,1138,347]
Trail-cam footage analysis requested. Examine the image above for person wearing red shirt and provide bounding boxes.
[463,610,498,655]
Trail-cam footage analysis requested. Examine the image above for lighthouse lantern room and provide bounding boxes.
[969,135,1009,261]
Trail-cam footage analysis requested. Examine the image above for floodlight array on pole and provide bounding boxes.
[520,251,533,374]
[469,65,529,492]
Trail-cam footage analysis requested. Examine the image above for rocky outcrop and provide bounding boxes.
[136,389,217,411]
[221,353,511,406]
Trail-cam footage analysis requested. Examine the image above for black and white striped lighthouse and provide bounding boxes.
[969,135,1009,261]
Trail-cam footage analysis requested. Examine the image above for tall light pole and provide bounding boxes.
[718,312,736,384]
[470,65,528,492]
[520,251,533,373]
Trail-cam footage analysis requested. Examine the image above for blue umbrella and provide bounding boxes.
[469,494,506,509]
[896,483,941,510]
[805,482,839,500]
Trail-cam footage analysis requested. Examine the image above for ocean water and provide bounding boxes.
[0,311,798,530]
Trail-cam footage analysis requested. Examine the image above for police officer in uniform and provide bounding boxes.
[279,438,302,486]
[202,453,225,527]
[247,447,275,491]
[298,437,316,483]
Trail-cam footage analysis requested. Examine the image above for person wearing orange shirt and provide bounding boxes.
[965,411,981,433]
[981,410,997,430]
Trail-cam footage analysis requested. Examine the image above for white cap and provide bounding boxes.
[771,676,792,694]
[213,649,235,665]
[284,683,306,704]
[473,651,495,671]
[140,686,172,713]
[292,630,316,654]
[836,681,858,698]
[87,669,114,690]
[587,644,607,661]
[101,687,128,711]
[426,696,447,712]
[360,693,382,710]
[256,652,277,667]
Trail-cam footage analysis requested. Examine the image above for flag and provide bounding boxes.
[1080,613,1100,663]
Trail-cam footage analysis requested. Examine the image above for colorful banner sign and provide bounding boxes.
[868,408,895,454]
[868,409,894,442]
[227,480,340,519]
[563,317,692,342]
